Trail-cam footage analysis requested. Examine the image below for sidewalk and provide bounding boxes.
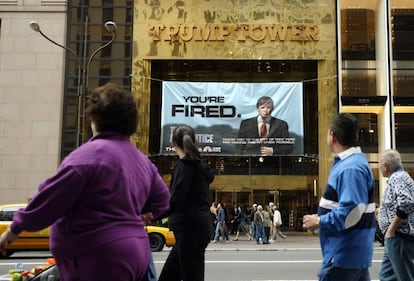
[207,231,321,251]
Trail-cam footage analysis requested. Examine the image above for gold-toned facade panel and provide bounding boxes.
[211,175,316,191]
[133,0,336,60]
[162,175,315,191]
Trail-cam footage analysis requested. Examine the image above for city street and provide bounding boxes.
[0,233,384,281]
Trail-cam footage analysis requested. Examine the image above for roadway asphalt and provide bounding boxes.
[206,231,322,251]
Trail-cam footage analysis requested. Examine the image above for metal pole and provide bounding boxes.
[82,21,117,143]
[30,20,117,148]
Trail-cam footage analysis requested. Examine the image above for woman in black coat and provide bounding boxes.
[159,125,214,281]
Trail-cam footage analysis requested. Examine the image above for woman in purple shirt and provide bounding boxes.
[0,83,170,281]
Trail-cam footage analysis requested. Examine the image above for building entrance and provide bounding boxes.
[211,189,316,231]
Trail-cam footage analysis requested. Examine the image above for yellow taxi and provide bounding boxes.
[145,224,176,252]
[0,204,175,257]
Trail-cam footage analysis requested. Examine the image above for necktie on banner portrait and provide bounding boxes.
[260,122,267,138]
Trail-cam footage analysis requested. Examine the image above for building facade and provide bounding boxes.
[0,0,413,230]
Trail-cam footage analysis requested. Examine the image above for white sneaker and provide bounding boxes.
[211,240,217,243]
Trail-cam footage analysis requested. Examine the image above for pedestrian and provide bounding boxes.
[211,203,231,243]
[233,206,252,241]
[0,83,171,281]
[210,202,218,240]
[230,203,241,234]
[268,202,275,240]
[254,205,268,244]
[302,113,376,281]
[378,149,414,281]
[272,204,287,241]
[250,203,258,240]
[263,205,272,243]
[158,125,215,281]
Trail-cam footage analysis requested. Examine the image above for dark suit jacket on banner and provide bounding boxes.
[238,116,293,155]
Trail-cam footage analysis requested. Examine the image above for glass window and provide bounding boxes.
[354,113,378,153]
[61,1,133,159]
[391,4,414,98]
[395,113,414,153]
[341,8,375,60]
[392,1,414,153]
[340,1,378,97]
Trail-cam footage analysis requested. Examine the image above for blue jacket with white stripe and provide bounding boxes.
[318,147,376,269]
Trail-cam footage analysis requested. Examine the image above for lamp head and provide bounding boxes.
[29,21,41,32]
[104,21,117,33]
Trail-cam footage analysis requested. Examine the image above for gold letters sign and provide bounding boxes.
[149,23,319,42]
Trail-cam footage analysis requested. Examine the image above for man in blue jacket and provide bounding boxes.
[303,113,376,281]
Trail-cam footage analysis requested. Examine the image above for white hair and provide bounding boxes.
[380,149,402,172]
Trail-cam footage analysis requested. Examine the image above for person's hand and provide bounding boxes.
[261,146,273,156]
[0,228,18,256]
[302,214,320,231]
[384,228,395,239]
[141,212,154,226]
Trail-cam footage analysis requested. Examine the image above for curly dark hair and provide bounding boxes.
[85,82,138,136]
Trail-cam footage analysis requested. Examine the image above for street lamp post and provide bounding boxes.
[29,20,117,147]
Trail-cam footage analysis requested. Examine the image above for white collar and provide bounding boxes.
[337,146,362,160]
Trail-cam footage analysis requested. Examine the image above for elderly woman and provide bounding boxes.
[378,149,414,281]
[0,83,170,280]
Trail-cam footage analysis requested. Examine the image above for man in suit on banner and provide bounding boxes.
[238,96,293,156]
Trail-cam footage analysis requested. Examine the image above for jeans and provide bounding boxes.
[317,262,370,281]
[255,224,266,243]
[379,236,414,281]
[251,221,256,240]
[213,221,229,241]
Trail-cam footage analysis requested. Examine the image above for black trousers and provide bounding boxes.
[159,224,211,281]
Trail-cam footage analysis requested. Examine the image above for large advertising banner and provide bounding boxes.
[160,82,303,156]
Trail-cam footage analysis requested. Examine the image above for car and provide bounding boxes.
[0,204,50,258]
[0,203,175,257]
[145,224,176,252]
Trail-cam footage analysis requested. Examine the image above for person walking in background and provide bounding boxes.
[230,203,241,234]
[254,205,268,244]
[158,125,214,281]
[268,202,275,241]
[272,204,287,241]
[0,83,171,280]
[209,202,218,240]
[302,113,376,281]
[212,203,230,243]
[250,203,258,241]
[233,206,252,241]
[378,149,414,281]
[263,205,272,243]
[238,96,293,155]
